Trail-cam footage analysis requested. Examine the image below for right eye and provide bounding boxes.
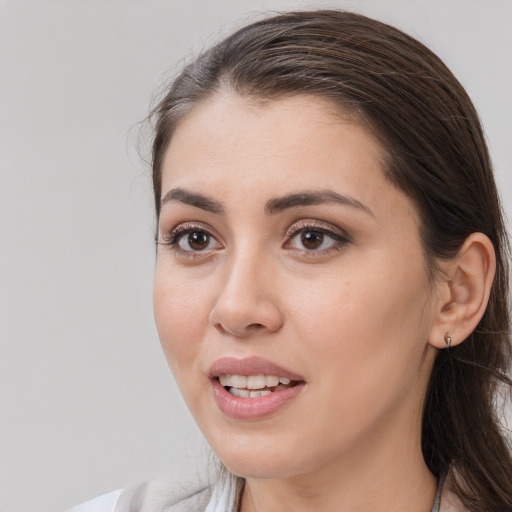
[159,223,222,256]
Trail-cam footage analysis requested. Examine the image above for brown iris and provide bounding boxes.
[301,231,324,249]
[188,231,210,250]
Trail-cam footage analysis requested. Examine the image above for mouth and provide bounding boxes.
[209,357,306,420]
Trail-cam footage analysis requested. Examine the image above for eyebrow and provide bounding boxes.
[265,190,374,216]
[160,187,373,217]
[160,188,224,214]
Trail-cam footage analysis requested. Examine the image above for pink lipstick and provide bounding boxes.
[210,357,306,420]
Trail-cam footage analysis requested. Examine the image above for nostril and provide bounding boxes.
[247,323,265,330]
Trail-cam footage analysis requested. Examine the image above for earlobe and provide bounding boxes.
[429,232,496,350]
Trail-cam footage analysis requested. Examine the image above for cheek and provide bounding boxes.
[289,254,433,391]
[279,268,432,454]
[153,265,211,378]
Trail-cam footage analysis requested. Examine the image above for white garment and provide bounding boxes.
[68,489,122,512]
[204,478,236,512]
[68,479,231,512]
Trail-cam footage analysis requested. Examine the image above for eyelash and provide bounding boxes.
[159,220,351,258]
[159,222,222,258]
[284,220,351,255]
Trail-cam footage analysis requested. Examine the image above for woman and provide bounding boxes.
[72,9,512,512]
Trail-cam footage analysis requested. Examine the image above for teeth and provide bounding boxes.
[230,387,250,398]
[220,373,296,397]
[266,375,279,387]
[231,375,247,388]
[229,388,276,398]
[219,374,294,390]
[247,375,266,389]
[219,374,230,387]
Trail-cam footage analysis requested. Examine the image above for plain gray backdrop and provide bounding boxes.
[1,1,511,510]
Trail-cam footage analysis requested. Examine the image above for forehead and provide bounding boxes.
[161,93,387,193]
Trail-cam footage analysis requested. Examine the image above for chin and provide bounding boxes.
[208,435,312,480]
[223,457,299,480]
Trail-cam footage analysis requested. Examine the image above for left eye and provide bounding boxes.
[287,227,344,251]
[177,230,220,251]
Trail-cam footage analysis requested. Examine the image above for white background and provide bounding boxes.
[1,1,511,510]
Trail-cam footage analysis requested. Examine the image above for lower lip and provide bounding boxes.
[211,378,305,420]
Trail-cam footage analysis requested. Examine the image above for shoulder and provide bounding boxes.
[116,474,213,512]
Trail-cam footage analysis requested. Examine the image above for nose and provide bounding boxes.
[209,250,284,338]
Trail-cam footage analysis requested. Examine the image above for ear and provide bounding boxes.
[429,232,496,349]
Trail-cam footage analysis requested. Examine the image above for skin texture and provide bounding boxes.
[153,93,467,511]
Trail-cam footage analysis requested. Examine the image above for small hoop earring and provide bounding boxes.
[444,332,452,351]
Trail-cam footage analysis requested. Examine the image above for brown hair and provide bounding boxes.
[149,10,512,511]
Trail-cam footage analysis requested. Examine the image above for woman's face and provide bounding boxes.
[154,94,439,480]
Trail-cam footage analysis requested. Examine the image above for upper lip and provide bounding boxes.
[210,357,305,382]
